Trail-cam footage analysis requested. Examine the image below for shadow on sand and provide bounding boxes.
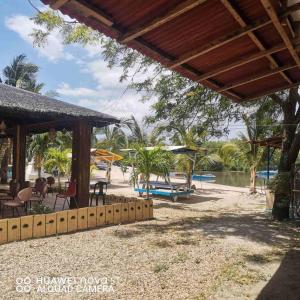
[256,249,300,300]
[134,212,299,247]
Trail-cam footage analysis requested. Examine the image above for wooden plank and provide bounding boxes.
[135,202,143,221]
[20,216,33,240]
[142,200,150,220]
[45,213,57,236]
[77,207,88,230]
[149,200,154,219]
[67,209,78,232]
[221,0,292,84]
[87,207,97,228]
[218,64,297,92]
[128,202,136,222]
[169,17,272,69]
[50,0,69,10]
[198,44,286,82]
[121,203,129,223]
[96,206,105,226]
[261,0,300,68]
[169,3,300,69]
[0,219,8,244]
[72,0,113,27]
[33,214,46,238]
[105,205,114,225]
[7,218,20,242]
[120,0,207,43]
[242,81,300,102]
[56,211,68,234]
[113,203,121,225]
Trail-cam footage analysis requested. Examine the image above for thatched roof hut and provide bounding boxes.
[0,83,118,129]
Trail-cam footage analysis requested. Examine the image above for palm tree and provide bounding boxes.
[1,54,43,92]
[27,133,50,178]
[127,116,148,145]
[131,146,174,199]
[96,126,128,152]
[169,125,203,188]
[44,148,71,190]
[219,100,280,193]
[0,54,44,182]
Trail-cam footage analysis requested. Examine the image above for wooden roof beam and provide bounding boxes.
[242,82,300,102]
[120,0,208,43]
[218,63,297,92]
[71,0,113,27]
[48,1,241,99]
[261,0,300,68]
[50,0,69,9]
[169,3,300,69]
[169,17,272,69]
[221,0,292,84]
[198,43,286,82]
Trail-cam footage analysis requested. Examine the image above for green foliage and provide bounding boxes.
[27,133,51,177]
[29,202,53,215]
[267,173,290,195]
[130,145,174,198]
[1,54,44,92]
[44,148,71,188]
[30,9,241,144]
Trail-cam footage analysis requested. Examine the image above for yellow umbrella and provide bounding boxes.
[91,149,123,163]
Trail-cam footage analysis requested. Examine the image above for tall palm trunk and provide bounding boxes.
[0,139,12,183]
[249,165,257,193]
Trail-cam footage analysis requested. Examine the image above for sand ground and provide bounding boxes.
[0,167,299,299]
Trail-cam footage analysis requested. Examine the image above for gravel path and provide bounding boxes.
[0,173,298,299]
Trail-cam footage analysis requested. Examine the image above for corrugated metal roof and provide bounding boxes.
[41,0,300,102]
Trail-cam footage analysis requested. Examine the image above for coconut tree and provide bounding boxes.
[219,100,280,193]
[27,133,50,178]
[1,54,43,92]
[0,54,44,182]
[44,148,71,190]
[96,125,128,152]
[131,146,174,199]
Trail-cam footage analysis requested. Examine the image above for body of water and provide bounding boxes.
[197,171,267,188]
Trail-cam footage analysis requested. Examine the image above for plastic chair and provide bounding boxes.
[90,181,107,206]
[2,187,32,217]
[54,181,77,210]
[46,176,55,195]
[30,182,48,207]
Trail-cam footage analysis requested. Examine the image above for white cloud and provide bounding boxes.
[5,15,71,62]
[57,83,101,97]
[85,60,125,89]
[78,92,156,122]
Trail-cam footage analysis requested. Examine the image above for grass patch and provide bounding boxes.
[171,252,188,264]
[113,229,140,238]
[151,239,173,248]
[153,262,169,273]
[244,249,285,264]
[221,261,266,285]
[175,237,198,246]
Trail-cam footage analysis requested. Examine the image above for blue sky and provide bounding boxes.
[0,0,155,122]
[0,0,243,138]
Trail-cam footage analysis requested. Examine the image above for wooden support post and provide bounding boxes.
[71,120,91,208]
[12,125,26,186]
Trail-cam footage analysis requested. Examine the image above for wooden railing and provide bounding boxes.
[0,198,153,244]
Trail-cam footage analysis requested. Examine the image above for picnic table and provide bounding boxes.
[135,181,193,202]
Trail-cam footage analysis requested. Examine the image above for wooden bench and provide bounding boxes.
[134,188,193,202]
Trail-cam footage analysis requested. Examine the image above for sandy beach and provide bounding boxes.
[0,166,298,299]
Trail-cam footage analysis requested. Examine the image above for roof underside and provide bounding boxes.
[0,83,118,128]
[43,0,300,102]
